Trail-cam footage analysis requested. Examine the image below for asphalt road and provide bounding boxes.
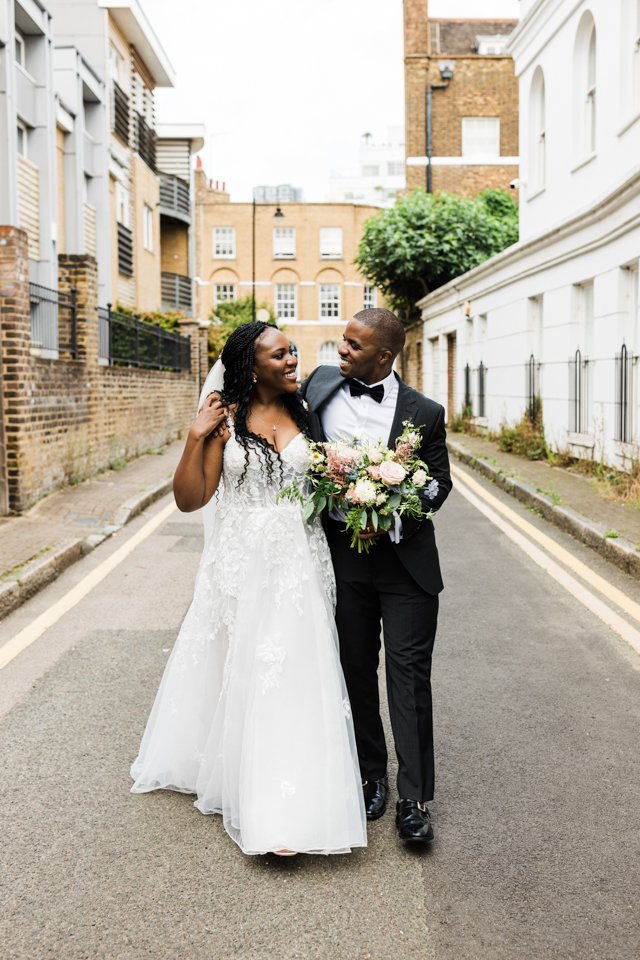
[1,463,639,960]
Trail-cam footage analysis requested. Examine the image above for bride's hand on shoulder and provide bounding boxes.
[190,394,228,442]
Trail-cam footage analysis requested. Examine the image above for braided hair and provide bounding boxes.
[220,322,310,485]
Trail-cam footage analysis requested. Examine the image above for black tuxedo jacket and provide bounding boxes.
[299,366,452,595]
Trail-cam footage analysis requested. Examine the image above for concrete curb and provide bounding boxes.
[448,438,640,580]
[0,477,174,621]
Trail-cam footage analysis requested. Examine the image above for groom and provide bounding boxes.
[299,308,451,843]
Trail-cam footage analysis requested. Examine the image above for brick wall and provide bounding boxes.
[0,227,202,513]
[404,1,519,195]
[401,323,424,392]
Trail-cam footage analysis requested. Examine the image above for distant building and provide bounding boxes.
[404,0,519,195]
[328,128,405,207]
[195,170,381,378]
[253,184,304,203]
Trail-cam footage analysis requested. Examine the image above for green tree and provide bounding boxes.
[208,296,277,363]
[355,189,519,322]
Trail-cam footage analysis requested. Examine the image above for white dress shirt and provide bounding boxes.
[319,371,403,540]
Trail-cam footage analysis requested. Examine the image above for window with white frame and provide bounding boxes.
[363,285,377,309]
[574,13,597,160]
[461,117,500,157]
[143,204,153,251]
[275,284,297,321]
[319,284,341,319]
[15,31,26,70]
[387,161,404,176]
[476,35,510,55]
[108,43,122,84]
[631,0,640,114]
[16,120,28,158]
[529,67,546,193]
[115,181,130,227]
[215,284,236,305]
[273,227,296,259]
[317,341,340,365]
[362,165,380,177]
[213,227,236,258]
[320,227,343,259]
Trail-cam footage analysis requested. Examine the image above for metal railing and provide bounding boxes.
[135,113,156,171]
[615,343,632,443]
[29,283,77,358]
[159,173,190,221]
[98,303,191,372]
[477,361,486,418]
[525,354,539,424]
[112,82,129,144]
[568,348,589,433]
[464,362,471,413]
[161,272,192,312]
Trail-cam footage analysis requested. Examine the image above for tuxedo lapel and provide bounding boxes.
[305,366,345,412]
[387,375,419,447]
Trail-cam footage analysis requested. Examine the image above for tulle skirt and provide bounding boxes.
[130,500,367,855]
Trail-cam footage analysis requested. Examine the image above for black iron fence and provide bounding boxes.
[462,362,486,417]
[568,348,589,433]
[615,343,632,443]
[29,283,77,357]
[98,304,190,372]
[525,354,540,424]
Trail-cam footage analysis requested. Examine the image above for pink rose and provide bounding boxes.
[367,465,382,480]
[379,461,406,486]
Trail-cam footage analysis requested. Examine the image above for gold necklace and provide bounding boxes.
[252,401,286,436]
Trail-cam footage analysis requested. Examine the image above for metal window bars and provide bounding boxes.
[29,283,77,358]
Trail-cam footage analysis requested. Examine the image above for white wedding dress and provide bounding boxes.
[130,427,367,855]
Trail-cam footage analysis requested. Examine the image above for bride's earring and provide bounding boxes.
[252,374,258,384]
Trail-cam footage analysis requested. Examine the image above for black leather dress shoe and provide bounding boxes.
[362,775,389,820]
[395,799,434,843]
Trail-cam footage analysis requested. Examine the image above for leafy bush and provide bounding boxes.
[208,296,277,363]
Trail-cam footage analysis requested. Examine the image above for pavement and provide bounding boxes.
[2,429,639,623]
[1,471,639,959]
[0,441,183,619]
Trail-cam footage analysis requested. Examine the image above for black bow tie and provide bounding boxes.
[348,379,384,403]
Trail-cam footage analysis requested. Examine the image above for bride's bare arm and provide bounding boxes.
[173,396,229,511]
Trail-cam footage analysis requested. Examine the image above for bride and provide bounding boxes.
[130,321,367,856]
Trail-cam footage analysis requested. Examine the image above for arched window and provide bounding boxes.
[574,13,597,160]
[317,341,340,366]
[529,67,546,193]
[621,0,640,118]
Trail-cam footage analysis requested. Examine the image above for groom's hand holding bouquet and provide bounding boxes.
[281,420,439,553]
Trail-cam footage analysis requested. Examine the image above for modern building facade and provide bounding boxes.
[413,0,640,471]
[404,0,519,195]
[194,168,382,379]
[328,128,406,208]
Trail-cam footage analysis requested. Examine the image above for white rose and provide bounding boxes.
[352,478,378,505]
[379,461,407,486]
[412,469,427,487]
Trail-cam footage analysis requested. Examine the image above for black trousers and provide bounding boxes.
[327,521,439,802]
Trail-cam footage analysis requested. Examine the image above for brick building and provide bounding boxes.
[194,168,382,380]
[404,0,519,196]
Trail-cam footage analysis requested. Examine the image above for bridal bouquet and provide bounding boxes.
[280,420,439,553]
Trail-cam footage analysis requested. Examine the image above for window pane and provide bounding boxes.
[461,117,500,157]
[319,284,340,318]
[363,285,377,309]
[320,228,343,259]
[215,284,236,304]
[273,227,295,258]
[213,227,236,258]
[275,283,297,320]
[317,341,340,365]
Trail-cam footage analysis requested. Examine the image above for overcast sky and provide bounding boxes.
[149,0,521,201]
